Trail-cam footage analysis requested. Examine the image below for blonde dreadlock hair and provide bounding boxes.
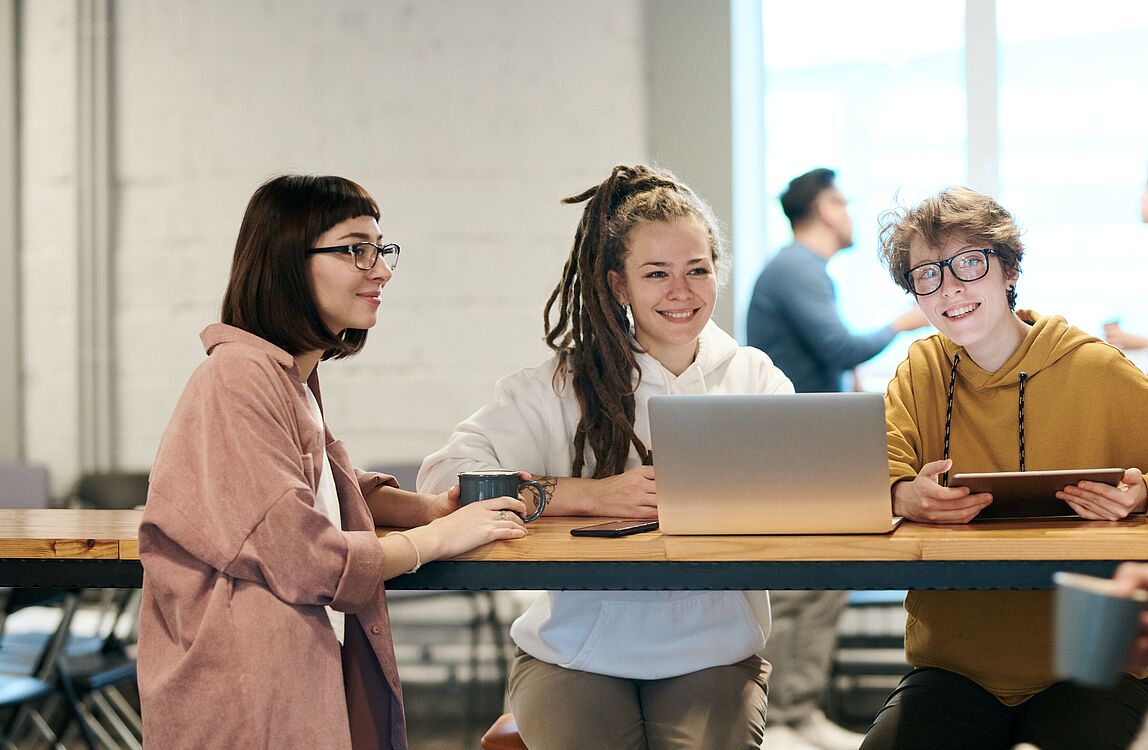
[544,164,725,478]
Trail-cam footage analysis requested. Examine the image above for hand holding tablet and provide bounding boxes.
[950,468,1125,520]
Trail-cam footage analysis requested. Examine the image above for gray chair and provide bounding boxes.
[0,462,52,509]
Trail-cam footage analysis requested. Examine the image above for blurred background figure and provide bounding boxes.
[1103,171,1148,357]
[746,169,927,750]
[747,168,928,394]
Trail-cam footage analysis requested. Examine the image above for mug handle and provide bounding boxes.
[517,479,547,523]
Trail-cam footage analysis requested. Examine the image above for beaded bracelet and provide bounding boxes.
[388,531,422,574]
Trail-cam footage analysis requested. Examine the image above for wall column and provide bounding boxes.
[76,0,115,471]
[646,0,736,333]
[0,0,21,460]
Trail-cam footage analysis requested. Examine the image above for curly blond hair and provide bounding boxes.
[878,186,1024,308]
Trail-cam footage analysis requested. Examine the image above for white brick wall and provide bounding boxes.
[21,0,648,492]
[21,0,81,496]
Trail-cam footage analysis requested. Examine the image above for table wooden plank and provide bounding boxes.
[383,518,669,562]
[3,510,1146,566]
[0,509,142,560]
[915,517,1148,560]
[0,538,120,559]
[661,533,924,562]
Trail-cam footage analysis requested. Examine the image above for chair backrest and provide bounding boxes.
[366,462,421,492]
[69,471,150,510]
[0,462,53,509]
[0,588,83,679]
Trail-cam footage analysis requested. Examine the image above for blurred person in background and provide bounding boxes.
[747,168,927,750]
[1103,170,1148,352]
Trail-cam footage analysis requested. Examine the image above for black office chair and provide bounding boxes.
[54,590,142,750]
[67,471,150,511]
[66,468,148,660]
[0,588,87,749]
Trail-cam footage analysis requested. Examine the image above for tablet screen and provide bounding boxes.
[949,468,1124,520]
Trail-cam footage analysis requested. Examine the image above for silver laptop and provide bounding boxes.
[649,393,900,535]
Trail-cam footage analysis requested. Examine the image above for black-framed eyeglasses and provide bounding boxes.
[904,248,994,296]
[307,242,400,271]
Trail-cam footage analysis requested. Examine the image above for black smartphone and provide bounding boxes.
[570,520,659,537]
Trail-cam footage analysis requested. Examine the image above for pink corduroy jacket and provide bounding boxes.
[138,324,406,749]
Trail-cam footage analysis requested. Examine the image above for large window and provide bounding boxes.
[743,1,1148,388]
[997,2,1148,338]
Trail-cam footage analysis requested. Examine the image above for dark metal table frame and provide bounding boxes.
[0,558,1131,591]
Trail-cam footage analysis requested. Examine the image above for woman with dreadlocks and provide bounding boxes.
[419,164,792,749]
[861,186,1148,750]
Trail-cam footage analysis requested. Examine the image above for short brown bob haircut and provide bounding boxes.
[878,186,1025,309]
[221,174,380,360]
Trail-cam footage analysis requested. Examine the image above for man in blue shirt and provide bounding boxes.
[749,168,925,750]
[748,168,925,392]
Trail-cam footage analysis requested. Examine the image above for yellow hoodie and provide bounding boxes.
[886,312,1148,704]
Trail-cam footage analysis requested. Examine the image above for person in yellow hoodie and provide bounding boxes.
[859,187,1148,750]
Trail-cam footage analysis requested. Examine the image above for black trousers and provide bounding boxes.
[859,667,1148,750]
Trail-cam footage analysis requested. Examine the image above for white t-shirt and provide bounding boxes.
[303,386,345,646]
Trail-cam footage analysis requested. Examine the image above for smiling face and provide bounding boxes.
[607,217,716,374]
[306,215,391,335]
[910,234,1018,355]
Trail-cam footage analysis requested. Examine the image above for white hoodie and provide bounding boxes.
[418,321,793,679]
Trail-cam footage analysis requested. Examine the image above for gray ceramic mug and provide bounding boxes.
[458,470,547,522]
[1053,571,1148,688]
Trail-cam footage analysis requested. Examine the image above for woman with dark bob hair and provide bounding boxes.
[137,174,528,749]
[861,186,1148,750]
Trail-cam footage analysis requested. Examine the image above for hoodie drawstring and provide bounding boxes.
[1018,371,1027,471]
[941,354,961,486]
[941,354,1028,484]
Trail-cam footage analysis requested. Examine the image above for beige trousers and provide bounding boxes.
[507,648,769,750]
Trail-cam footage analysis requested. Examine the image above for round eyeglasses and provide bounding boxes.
[904,248,994,296]
[307,241,400,271]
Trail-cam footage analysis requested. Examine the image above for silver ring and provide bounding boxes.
[498,510,508,521]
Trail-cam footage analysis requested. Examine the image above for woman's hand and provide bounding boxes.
[892,459,993,523]
[1056,468,1148,520]
[1110,562,1148,669]
[424,484,461,520]
[521,467,656,517]
[424,471,537,521]
[405,496,529,564]
[366,484,459,528]
[594,465,657,517]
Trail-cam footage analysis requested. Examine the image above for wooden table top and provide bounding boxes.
[446,515,1148,562]
[0,509,1144,564]
[0,509,144,560]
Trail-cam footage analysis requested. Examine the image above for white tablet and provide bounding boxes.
[950,468,1125,520]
